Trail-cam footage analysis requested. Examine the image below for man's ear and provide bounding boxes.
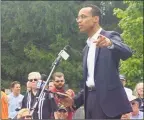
[93,16,99,23]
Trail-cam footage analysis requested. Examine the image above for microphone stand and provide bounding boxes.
[29,45,69,117]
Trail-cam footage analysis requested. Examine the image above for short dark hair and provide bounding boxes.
[83,4,102,24]
[84,4,101,17]
[41,74,47,81]
[10,81,20,88]
[52,72,64,81]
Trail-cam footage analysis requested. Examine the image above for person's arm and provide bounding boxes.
[108,31,133,60]
[72,89,84,110]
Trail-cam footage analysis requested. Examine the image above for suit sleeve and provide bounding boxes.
[108,31,133,60]
[73,89,84,110]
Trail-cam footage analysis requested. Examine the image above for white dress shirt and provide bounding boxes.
[86,28,102,87]
[124,87,133,97]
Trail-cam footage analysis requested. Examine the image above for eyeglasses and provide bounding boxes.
[55,80,64,83]
[29,79,38,82]
[76,15,91,21]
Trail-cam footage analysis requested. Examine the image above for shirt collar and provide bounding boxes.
[11,92,20,98]
[86,28,102,47]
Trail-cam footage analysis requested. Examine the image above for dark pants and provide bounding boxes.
[86,90,122,119]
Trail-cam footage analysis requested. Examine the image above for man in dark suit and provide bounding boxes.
[60,4,133,119]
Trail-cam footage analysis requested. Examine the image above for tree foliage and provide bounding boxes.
[114,1,143,88]
[2,1,137,91]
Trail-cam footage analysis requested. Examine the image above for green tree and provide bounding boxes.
[1,1,127,92]
[114,1,143,89]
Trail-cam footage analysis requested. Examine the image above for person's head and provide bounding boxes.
[130,99,140,115]
[76,4,101,34]
[28,72,41,89]
[128,95,139,115]
[41,74,47,81]
[119,74,126,86]
[17,108,31,119]
[48,81,55,91]
[1,88,5,92]
[133,82,143,98]
[52,72,65,90]
[121,113,131,120]
[10,81,21,95]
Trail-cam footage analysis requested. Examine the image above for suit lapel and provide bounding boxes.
[94,29,106,70]
[94,47,99,67]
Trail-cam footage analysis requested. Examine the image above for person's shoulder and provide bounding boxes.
[1,91,8,99]
[19,94,24,99]
[7,93,12,98]
[101,29,121,37]
[1,91,5,96]
[139,111,143,118]
[124,87,132,91]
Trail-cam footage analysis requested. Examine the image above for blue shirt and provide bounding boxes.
[8,93,24,119]
[130,111,143,119]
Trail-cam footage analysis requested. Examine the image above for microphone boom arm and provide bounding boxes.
[29,45,69,117]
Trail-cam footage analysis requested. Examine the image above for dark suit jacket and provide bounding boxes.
[74,29,133,117]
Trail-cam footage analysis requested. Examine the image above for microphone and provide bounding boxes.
[52,45,70,67]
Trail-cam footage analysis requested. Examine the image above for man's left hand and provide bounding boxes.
[93,34,112,47]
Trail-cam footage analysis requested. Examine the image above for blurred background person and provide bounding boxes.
[48,81,55,92]
[54,106,68,120]
[41,73,49,90]
[121,95,136,120]
[133,82,144,112]
[51,72,75,120]
[0,91,8,120]
[129,95,143,119]
[8,81,24,119]
[119,74,132,97]
[21,72,57,119]
[16,108,32,119]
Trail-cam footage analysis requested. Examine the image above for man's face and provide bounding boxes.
[28,78,38,89]
[130,100,139,113]
[76,7,98,33]
[48,82,55,91]
[12,84,21,94]
[53,76,65,90]
[137,83,143,96]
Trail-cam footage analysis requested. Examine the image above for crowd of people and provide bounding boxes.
[0,71,143,120]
